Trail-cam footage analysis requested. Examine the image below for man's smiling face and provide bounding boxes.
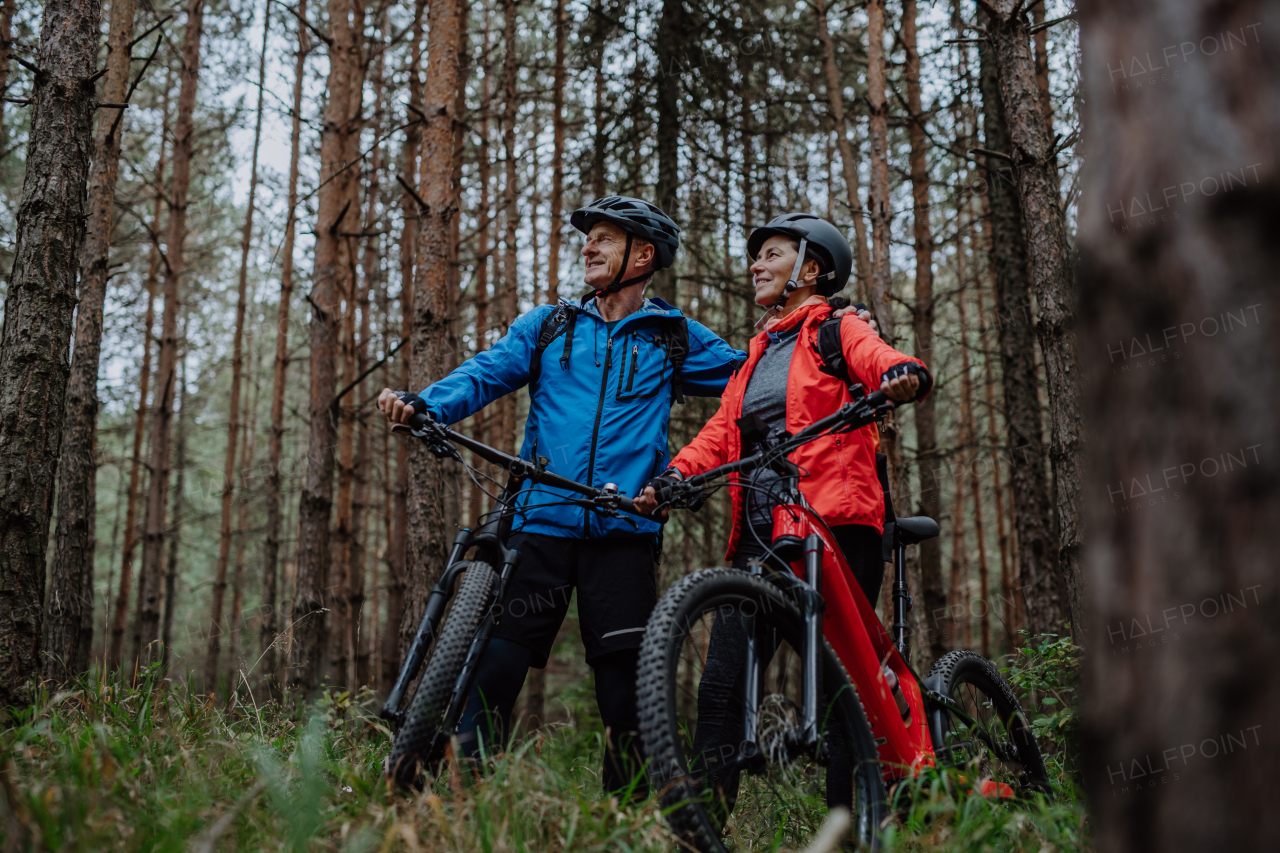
[581,221,654,289]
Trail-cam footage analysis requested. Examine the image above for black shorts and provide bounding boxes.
[490,532,659,667]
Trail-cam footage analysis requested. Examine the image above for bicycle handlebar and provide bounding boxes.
[394,400,640,517]
[675,388,895,500]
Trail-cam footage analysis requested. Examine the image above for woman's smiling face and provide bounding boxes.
[749,234,818,308]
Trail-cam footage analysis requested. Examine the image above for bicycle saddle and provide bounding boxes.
[895,516,940,545]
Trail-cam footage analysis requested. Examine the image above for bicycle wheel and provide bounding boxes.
[386,561,496,789]
[638,568,886,852]
[925,650,1050,796]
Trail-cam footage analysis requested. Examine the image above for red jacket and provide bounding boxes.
[670,301,927,559]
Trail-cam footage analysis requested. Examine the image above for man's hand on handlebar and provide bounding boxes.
[378,388,425,426]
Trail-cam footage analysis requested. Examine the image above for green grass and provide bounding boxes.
[0,649,1088,852]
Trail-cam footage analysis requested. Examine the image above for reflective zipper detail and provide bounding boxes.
[625,342,639,392]
[584,336,614,537]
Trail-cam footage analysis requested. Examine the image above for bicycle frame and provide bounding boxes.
[379,409,640,730]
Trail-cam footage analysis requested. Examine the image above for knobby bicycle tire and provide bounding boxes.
[386,561,496,788]
[926,650,1051,795]
[638,567,886,852]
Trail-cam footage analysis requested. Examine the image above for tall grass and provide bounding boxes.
[0,644,1087,852]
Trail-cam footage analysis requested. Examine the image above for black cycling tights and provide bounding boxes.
[457,638,647,797]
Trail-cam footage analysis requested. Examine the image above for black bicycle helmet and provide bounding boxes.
[571,196,681,293]
[747,212,853,297]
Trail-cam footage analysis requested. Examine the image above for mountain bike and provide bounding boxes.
[380,394,640,788]
[637,385,1049,851]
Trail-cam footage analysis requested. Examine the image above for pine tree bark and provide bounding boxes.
[261,0,308,696]
[381,0,424,695]
[652,0,684,304]
[546,0,566,304]
[985,1,1081,637]
[496,0,518,456]
[0,0,101,709]
[0,0,15,146]
[977,26,1060,643]
[229,331,258,675]
[135,0,206,671]
[956,240,990,657]
[400,0,464,661]
[865,0,893,342]
[977,275,1014,649]
[43,0,138,684]
[292,0,367,693]
[468,27,492,529]
[109,74,170,671]
[814,0,871,301]
[901,0,945,664]
[206,3,269,684]
[1079,2,1280,848]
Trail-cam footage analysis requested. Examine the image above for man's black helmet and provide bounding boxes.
[747,213,853,296]
[570,196,681,271]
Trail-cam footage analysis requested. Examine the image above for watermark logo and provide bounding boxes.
[1107,725,1262,796]
[1107,304,1261,374]
[1105,585,1262,655]
[1106,444,1262,514]
[1107,23,1262,94]
[1107,164,1264,233]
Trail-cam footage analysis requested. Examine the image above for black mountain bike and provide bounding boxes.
[380,394,641,788]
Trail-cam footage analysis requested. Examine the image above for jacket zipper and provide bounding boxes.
[624,342,639,392]
[584,336,614,537]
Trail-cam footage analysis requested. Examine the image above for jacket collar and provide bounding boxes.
[575,293,683,327]
[755,298,831,340]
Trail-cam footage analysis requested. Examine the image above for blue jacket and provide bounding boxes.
[419,296,745,539]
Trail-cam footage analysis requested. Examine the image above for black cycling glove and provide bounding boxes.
[397,391,429,417]
[880,361,933,400]
[643,472,682,506]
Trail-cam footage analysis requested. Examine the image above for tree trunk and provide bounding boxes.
[261,0,308,696]
[1030,2,1052,137]
[0,0,101,709]
[1078,2,1280,848]
[900,0,945,664]
[813,0,871,301]
[161,338,187,668]
[381,0,424,695]
[589,2,608,200]
[135,0,206,674]
[947,458,968,650]
[291,0,366,694]
[229,329,258,676]
[986,2,1081,637]
[977,274,1014,650]
[652,0,684,304]
[496,0,518,457]
[206,2,269,684]
[400,0,464,662]
[468,22,492,529]
[0,0,15,146]
[43,0,137,684]
[865,0,893,341]
[956,235,990,657]
[977,26,1059,644]
[546,0,566,304]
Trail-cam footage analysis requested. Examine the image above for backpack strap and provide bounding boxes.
[530,304,578,382]
[814,314,851,385]
[662,316,689,405]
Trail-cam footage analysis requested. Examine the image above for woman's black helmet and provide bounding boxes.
[747,213,853,296]
[570,196,681,271]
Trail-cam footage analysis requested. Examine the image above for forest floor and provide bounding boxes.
[0,642,1088,852]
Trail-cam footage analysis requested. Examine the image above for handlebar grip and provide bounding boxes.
[396,391,433,431]
[864,389,889,408]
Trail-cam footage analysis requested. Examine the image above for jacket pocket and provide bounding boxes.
[616,332,671,402]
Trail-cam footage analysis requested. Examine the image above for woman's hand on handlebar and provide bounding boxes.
[378,388,418,426]
[634,469,683,517]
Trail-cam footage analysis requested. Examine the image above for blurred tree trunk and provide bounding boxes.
[977,27,1058,645]
[161,335,187,668]
[381,0,424,695]
[400,0,464,660]
[902,0,945,664]
[206,3,269,683]
[136,0,206,674]
[814,0,871,302]
[546,0,566,304]
[1078,2,1280,849]
[985,1,1081,637]
[956,240,990,656]
[589,2,607,200]
[0,0,14,145]
[108,70,170,671]
[229,331,259,676]
[292,0,367,694]
[497,0,518,457]
[0,0,100,707]
[261,0,308,696]
[468,18,492,530]
[44,0,138,684]
[652,0,684,303]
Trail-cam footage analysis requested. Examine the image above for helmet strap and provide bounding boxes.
[595,233,654,295]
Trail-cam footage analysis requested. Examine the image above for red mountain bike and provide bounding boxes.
[636,386,1049,851]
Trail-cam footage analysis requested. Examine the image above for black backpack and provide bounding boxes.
[530,303,690,403]
[810,299,898,558]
